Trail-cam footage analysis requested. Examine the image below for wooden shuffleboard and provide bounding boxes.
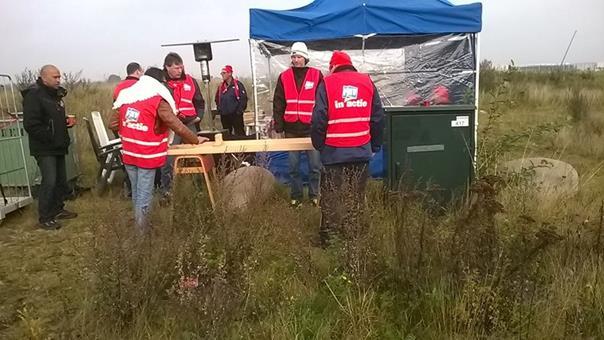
[168,137,314,155]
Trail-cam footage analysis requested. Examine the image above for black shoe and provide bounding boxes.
[55,209,78,220]
[159,192,172,207]
[37,219,62,230]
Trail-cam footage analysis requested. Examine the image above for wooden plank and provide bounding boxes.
[168,137,314,155]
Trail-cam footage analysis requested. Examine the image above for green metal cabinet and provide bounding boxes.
[385,105,475,202]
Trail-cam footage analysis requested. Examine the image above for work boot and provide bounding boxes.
[290,199,302,208]
[55,209,78,220]
[37,219,62,230]
[310,198,320,207]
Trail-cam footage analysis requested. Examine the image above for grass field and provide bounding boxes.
[1,70,604,339]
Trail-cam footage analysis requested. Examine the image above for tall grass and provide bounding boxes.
[2,70,604,339]
[72,169,604,339]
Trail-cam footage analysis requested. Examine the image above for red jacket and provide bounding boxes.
[119,95,170,169]
[112,76,139,101]
[323,71,374,148]
[167,74,198,117]
[281,67,321,124]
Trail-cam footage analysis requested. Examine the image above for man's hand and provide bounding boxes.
[197,136,210,144]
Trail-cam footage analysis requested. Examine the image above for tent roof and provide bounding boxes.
[250,0,482,41]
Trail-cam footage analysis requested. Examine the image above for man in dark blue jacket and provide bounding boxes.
[311,51,384,246]
[23,65,78,230]
[215,65,247,136]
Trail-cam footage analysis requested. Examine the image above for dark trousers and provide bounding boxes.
[220,114,245,136]
[35,155,68,223]
[112,131,132,195]
[320,162,369,244]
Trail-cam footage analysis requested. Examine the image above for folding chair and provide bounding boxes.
[83,117,123,193]
[91,111,122,183]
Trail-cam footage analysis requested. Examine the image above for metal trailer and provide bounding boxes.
[0,74,33,220]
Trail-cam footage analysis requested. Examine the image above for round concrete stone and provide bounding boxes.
[502,157,579,198]
[220,166,276,211]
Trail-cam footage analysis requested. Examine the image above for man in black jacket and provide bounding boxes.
[215,65,247,136]
[23,65,77,230]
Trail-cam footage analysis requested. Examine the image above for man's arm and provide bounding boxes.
[369,84,384,153]
[192,79,205,118]
[311,83,328,151]
[236,80,248,114]
[22,92,53,143]
[157,100,199,144]
[108,110,120,132]
[317,72,324,86]
[272,76,286,133]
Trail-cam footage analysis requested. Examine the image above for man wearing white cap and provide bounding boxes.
[273,42,323,207]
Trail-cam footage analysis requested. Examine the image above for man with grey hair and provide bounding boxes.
[23,65,78,230]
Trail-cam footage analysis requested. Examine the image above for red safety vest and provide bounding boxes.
[281,67,321,124]
[167,74,197,117]
[118,96,170,169]
[432,85,451,105]
[324,72,374,148]
[113,78,138,100]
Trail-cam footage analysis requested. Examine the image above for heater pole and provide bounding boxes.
[205,79,214,130]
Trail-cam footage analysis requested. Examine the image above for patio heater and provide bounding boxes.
[161,39,238,132]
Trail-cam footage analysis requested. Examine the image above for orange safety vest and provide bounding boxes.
[324,72,374,147]
[119,95,169,168]
[281,67,321,124]
[167,74,198,117]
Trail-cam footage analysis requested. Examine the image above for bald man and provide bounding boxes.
[23,65,78,230]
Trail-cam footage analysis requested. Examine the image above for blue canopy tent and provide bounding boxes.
[249,0,482,183]
[250,0,482,41]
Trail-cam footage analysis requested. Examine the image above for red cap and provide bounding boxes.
[221,65,233,73]
[329,50,353,71]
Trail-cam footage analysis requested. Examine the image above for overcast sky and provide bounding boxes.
[0,0,602,80]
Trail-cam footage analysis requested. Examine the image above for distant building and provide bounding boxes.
[515,62,599,72]
[574,62,598,71]
[597,62,604,70]
[516,64,574,72]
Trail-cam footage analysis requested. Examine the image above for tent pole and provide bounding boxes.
[473,33,480,176]
[249,39,260,140]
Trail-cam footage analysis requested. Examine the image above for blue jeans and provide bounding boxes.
[35,155,68,223]
[160,123,197,194]
[288,150,321,200]
[125,164,157,231]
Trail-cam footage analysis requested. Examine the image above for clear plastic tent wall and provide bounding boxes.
[250,33,477,137]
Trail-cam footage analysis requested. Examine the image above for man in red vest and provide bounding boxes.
[160,52,206,197]
[273,42,323,207]
[112,62,143,101]
[112,67,208,231]
[311,51,384,246]
[112,62,143,198]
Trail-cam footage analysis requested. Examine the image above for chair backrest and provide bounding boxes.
[91,111,111,147]
[83,117,102,161]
